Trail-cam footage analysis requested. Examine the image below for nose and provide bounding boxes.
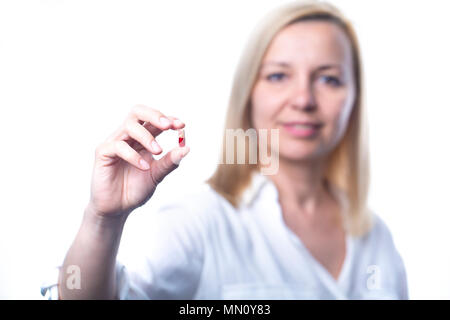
[289,77,316,112]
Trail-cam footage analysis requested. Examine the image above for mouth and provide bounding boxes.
[281,121,323,138]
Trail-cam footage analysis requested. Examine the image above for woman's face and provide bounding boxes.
[251,21,356,162]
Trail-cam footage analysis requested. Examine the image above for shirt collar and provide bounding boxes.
[240,170,349,218]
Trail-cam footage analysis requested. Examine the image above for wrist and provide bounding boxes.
[83,204,129,234]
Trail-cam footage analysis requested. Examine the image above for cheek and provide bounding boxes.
[322,93,354,142]
[251,84,283,128]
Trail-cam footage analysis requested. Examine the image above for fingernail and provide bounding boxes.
[151,140,161,152]
[139,159,150,170]
[173,119,183,127]
[159,117,171,127]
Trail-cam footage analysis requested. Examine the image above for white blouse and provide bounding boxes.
[41,171,408,299]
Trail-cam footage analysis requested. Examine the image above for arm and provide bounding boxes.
[58,206,127,299]
[57,105,190,299]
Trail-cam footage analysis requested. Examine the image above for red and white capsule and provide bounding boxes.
[178,129,185,147]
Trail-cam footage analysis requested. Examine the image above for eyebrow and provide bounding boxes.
[261,61,291,68]
[261,61,342,71]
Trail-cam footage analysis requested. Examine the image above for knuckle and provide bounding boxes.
[114,140,125,151]
[124,119,134,133]
[131,104,140,113]
[106,126,123,143]
[94,144,103,157]
[147,107,159,117]
[115,141,132,159]
[143,105,155,112]
[129,105,140,118]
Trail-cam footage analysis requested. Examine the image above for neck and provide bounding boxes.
[267,157,328,216]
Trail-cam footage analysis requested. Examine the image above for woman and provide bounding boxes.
[42,0,408,299]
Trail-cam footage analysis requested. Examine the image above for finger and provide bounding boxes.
[98,140,151,171]
[129,104,173,131]
[167,116,185,129]
[150,146,190,184]
[124,119,162,155]
[142,116,185,138]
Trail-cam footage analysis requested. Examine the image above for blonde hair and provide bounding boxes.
[206,0,372,236]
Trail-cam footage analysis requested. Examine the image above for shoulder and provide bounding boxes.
[356,211,408,298]
[364,212,400,252]
[359,212,402,260]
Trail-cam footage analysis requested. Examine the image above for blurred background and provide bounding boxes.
[0,0,449,299]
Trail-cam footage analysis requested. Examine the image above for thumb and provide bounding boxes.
[150,146,190,184]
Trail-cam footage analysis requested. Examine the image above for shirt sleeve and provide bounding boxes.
[40,266,61,300]
[115,193,209,299]
[40,187,212,300]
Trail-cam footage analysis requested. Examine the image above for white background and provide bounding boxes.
[0,0,449,299]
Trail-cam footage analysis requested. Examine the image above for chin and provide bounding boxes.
[279,152,322,162]
[277,144,324,162]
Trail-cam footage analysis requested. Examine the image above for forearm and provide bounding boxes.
[59,206,128,299]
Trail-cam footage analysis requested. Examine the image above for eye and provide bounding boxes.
[318,75,342,87]
[266,72,287,82]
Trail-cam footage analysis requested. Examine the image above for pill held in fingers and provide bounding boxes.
[178,129,185,147]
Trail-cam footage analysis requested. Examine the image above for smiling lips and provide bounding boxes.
[281,121,323,138]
